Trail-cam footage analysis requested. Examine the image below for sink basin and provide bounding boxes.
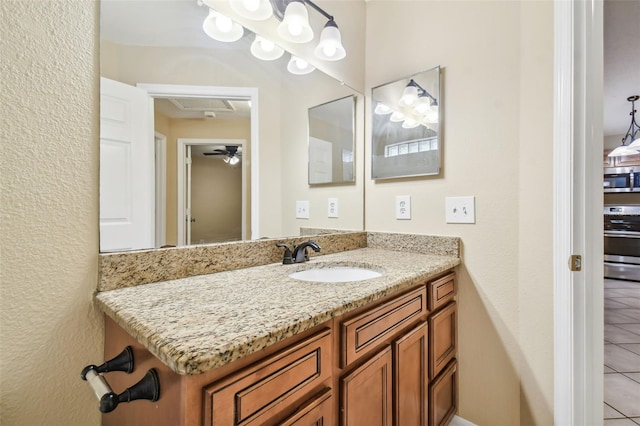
[288,266,383,283]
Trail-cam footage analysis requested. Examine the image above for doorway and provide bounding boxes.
[177,139,247,245]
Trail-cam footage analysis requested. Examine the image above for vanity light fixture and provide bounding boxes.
[250,35,285,60]
[278,0,313,43]
[314,19,346,61]
[374,102,393,115]
[229,0,273,20]
[609,96,640,157]
[287,55,315,74]
[202,9,244,42]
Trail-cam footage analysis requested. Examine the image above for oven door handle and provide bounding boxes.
[604,232,640,238]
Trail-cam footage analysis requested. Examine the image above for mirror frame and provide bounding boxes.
[308,94,357,186]
[371,66,442,180]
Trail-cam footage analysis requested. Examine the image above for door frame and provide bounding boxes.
[177,138,247,245]
[155,131,167,247]
[137,83,260,240]
[553,0,604,424]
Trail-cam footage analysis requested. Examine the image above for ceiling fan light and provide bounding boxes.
[278,0,313,43]
[287,55,315,75]
[314,20,346,61]
[203,9,244,43]
[229,0,273,20]
[250,35,284,61]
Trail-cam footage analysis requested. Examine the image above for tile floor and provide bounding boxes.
[604,278,640,425]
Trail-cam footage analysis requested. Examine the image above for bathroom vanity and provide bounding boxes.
[94,234,460,426]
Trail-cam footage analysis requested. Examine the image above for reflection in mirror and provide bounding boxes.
[371,66,441,179]
[308,95,356,185]
[99,0,365,252]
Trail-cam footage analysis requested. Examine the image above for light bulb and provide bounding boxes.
[295,58,308,70]
[243,0,260,12]
[390,111,405,122]
[288,21,303,36]
[287,55,315,75]
[216,15,233,33]
[261,38,274,52]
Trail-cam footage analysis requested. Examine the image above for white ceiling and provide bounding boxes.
[102,0,640,136]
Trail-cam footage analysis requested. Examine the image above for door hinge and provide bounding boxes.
[569,254,582,271]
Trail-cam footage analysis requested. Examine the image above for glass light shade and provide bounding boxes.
[277,0,313,43]
[413,96,431,115]
[223,156,231,164]
[399,83,418,107]
[250,35,284,60]
[374,102,393,115]
[228,156,240,165]
[627,136,640,150]
[402,118,420,129]
[203,9,244,42]
[390,111,405,122]
[608,144,639,157]
[229,0,272,20]
[314,20,346,61]
[287,55,315,75]
[424,108,438,124]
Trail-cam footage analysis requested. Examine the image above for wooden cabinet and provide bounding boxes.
[203,328,332,426]
[102,270,457,426]
[340,346,393,426]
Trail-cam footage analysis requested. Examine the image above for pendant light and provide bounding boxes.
[229,0,273,20]
[250,35,284,60]
[287,55,315,75]
[622,95,640,150]
[203,9,244,42]
[278,0,313,43]
[314,19,346,61]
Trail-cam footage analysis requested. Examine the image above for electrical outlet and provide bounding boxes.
[328,198,339,218]
[445,196,476,223]
[395,195,411,220]
[296,200,310,219]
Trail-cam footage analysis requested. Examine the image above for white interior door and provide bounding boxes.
[99,77,154,252]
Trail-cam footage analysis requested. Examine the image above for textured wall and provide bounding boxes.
[0,1,102,425]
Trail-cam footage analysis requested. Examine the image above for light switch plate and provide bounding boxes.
[296,200,310,219]
[445,196,476,223]
[396,195,411,220]
[328,198,339,218]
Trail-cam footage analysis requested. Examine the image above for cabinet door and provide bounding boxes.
[429,360,457,426]
[428,301,457,379]
[428,273,456,311]
[340,346,393,426]
[280,388,334,426]
[203,329,332,426]
[393,321,428,426]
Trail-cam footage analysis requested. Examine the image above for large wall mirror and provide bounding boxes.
[99,0,365,252]
[371,66,441,179]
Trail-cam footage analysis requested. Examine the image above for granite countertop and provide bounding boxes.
[96,247,460,376]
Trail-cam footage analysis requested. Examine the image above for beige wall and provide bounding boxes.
[365,1,554,425]
[0,1,102,425]
[1,1,558,424]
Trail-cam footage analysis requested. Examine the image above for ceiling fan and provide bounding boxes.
[203,145,242,165]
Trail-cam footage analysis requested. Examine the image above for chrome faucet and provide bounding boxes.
[276,240,321,264]
[292,240,321,263]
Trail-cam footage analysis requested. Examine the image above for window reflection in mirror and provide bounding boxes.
[308,95,356,185]
[371,66,441,179]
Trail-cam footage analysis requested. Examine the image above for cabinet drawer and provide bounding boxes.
[429,359,458,426]
[203,328,332,426]
[341,287,428,367]
[429,301,457,379]
[428,272,456,311]
[280,388,333,426]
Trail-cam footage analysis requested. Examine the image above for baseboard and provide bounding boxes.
[449,415,478,426]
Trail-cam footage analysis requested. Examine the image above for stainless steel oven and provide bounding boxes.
[604,205,640,281]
